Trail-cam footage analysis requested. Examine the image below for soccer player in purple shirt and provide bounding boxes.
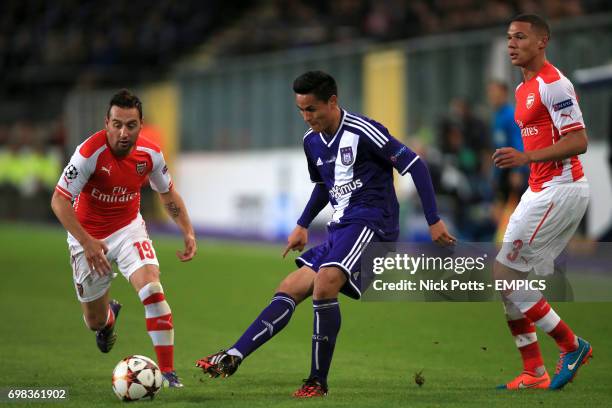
[196,71,455,397]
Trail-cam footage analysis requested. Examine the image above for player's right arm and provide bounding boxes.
[283,225,309,258]
[283,183,328,258]
[494,75,588,168]
[493,129,587,168]
[51,146,112,275]
[51,192,112,275]
[283,143,329,258]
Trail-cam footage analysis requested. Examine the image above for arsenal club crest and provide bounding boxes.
[136,161,147,175]
[340,146,354,166]
[526,93,535,109]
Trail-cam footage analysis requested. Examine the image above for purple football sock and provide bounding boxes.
[230,292,296,359]
[309,298,341,387]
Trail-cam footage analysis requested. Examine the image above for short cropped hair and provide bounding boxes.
[293,71,338,102]
[511,14,551,40]
[107,89,143,120]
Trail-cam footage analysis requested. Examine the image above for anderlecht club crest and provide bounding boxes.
[340,147,354,165]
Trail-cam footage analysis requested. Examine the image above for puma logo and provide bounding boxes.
[101,165,112,175]
[560,112,573,120]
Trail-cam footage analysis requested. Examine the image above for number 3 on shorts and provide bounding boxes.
[506,239,523,262]
[134,241,156,260]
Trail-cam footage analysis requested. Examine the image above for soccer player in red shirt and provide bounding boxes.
[493,14,592,390]
[51,90,197,388]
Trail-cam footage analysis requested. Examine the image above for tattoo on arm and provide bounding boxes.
[165,201,181,218]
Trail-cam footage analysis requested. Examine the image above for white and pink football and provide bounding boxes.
[112,355,163,401]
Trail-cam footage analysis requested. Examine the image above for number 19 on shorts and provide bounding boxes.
[134,241,156,260]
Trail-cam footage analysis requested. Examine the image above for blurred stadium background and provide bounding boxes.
[0,0,610,243]
[1,1,612,406]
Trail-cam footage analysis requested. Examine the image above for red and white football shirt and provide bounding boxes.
[56,130,172,239]
[514,61,585,192]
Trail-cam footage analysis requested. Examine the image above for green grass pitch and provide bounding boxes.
[1,222,611,407]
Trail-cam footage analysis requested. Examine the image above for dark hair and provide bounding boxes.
[107,89,143,120]
[293,71,337,102]
[511,14,550,39]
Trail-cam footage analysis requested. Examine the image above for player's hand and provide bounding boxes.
[492,147,530,168]
[429,220,456,246]
[176,234,197,262]
[83,238,111,276]
[282,225,308,258]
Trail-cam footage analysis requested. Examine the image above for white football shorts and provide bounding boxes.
[67,213,159,302]
[496,179,589,276]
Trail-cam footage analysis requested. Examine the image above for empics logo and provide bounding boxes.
[329,179,363,200]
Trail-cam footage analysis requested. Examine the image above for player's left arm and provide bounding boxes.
[149,151,196,262]
[158,187,197,262]
[406,159,456,245]
[364,126,456,245]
